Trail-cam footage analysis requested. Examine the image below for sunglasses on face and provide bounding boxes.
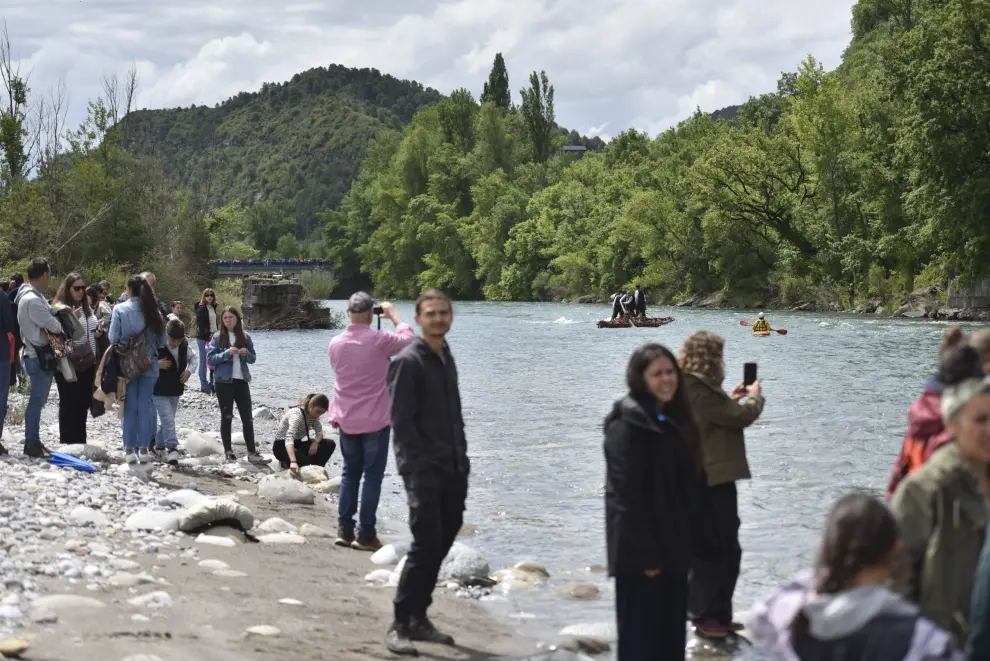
[71,285,85,292]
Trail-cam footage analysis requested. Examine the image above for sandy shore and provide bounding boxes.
[10,470,532,661]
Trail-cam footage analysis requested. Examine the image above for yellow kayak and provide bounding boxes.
[752,330,771,337]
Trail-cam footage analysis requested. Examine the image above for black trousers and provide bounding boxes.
[54,365,95,445]
[687,481,741,624]
[215,379,256,453]
[394,478,467,623]
[616,571,688,661]
[273,438,336,468]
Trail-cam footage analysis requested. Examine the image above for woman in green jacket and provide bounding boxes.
[678,330,765,639]
[891,344,990,649]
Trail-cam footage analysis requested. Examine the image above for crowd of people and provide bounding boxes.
[610,285,648,320]
[604,324,990,660]
[213,258,335,267]
[2,257,990,660]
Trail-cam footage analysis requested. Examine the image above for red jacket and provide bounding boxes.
[886,383,952,498]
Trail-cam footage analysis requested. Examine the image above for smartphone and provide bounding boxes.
[744,362,758,386]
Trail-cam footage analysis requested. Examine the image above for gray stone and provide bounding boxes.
[31,594,105,614]
[195,534,237,548]
[213,569,248,578]
[252,407,274,420]
[365,569,392,584]
[298,465,327,484]
[371,543,408,566]
[127,591,173,609]
[257,517,298,534]
[68,506,110,528]
[123,509,180,533]
[182,431,223,457]
[278,598,304,606]
[163,489,210,508]
[298,523,333,538]
[198,559,230,571]
[558,622,616,642]
[557,583,601,600]
[245,625,280,636]
[108,573,159,588]
[256,476,314,505]
[438,542,490,584]
[257,533,306,545]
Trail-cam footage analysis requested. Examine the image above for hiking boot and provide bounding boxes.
[23,442,51,459]
[727,621,745,633]
[384,622,418,656]
[166,449,182,466]
[137,448,151,464]
[352,536,384,552]
[246,452,266,465]
[409,617,455,646]
[694,620,729,639]
[334,526,355,548]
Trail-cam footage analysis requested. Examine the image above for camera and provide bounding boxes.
[373,304,384,315]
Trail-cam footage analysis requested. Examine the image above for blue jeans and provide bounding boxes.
[196,339,210,391]
[123,374,157,451]
[0,359,10,441]
[23,356,54,446]
[152,395,180,450]
[338,426,391,540]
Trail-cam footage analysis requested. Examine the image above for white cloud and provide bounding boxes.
[4,0,857,138]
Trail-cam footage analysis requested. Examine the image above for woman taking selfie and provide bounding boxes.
[207,306,262,464]
[604,343,702,661]
[273,393,336,473]
[194,288,218,393]
[108,274,165,463]
[678,330,764,638]
[52,273,99,445]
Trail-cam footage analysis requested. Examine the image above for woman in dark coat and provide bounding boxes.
[604,343,704,661]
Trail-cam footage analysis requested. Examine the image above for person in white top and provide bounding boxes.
[51,272,99,446]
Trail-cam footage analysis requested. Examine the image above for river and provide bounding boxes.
[240,301,959,657]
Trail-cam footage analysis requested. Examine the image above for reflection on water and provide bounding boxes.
[244,302,960,657]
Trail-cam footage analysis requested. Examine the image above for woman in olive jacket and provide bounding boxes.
[604,343,704,661]
[679,330,764,639]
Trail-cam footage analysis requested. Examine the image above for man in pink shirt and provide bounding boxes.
[329,291,415,550]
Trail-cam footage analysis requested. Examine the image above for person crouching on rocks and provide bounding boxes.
[746,493,963,660]
[153,318,197,466]
[207,306,263,464]
[273,393,336,474]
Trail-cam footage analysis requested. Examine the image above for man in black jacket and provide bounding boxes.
[385,289,468,656]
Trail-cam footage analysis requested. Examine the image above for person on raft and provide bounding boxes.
[633,285,647,319]
[610,291,635,320]
[752,313,771,333]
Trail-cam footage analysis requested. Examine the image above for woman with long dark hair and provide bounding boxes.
[51,272,99,445]
[604,343,702,661]
[108,274,165,463]
[747,493,962,660]
[194,287,217,393]
[207,306,262,463]
[273,393,336,473]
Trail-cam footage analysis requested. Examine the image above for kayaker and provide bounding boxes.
[752,313,771,333]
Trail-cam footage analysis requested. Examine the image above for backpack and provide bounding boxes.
[115,330,153,380]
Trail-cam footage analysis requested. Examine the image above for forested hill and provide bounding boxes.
[118,65,444,234]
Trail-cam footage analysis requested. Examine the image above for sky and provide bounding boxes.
[3,0,857,141]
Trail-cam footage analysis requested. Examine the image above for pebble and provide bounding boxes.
[257,517,298,534]
[195,534,237,548]
[257,533,306,545]
[127,591,173,609]
[278,598,303,606]
[213,570,248,578]
[245,625,280,636]
[557,583,601,600]
[198,559,230,571]
[299,523,333,538]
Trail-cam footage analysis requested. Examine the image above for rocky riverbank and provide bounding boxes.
[0,388,749,661]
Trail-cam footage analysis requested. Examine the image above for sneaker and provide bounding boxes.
[224,450,237,462]
[351,536,384,552]
[125,452,138,465]
[409,617,455,646]
[137,448,150,464]
[727,621,745,633]
[246,452,266,465]
[694,620,729,639]
[166,449,181,466]
[334,526,355,548]
[384,622,418,656]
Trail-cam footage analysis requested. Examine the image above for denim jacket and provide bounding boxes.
[206,331,256,383]
[108,297,166,379]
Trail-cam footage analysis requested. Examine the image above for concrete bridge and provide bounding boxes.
[214,261,334,278]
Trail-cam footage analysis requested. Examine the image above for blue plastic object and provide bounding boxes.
[48,451,97,473]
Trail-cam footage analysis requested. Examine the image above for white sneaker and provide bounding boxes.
[166,450,181,466]
[125,453,137,465]
[137,448,150,464]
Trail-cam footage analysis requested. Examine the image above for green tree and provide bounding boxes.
[519,71,555,163]
[0,28,29,190]
[480,53,512,110]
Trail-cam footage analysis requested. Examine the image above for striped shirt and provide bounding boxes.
[275,407,323,442]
